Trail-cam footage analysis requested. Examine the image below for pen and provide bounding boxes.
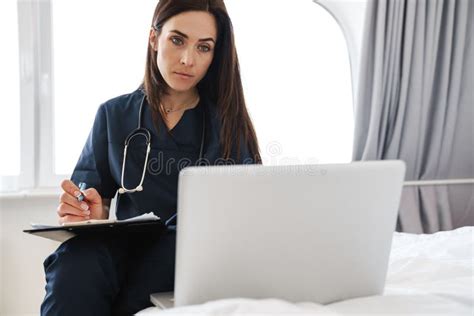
[77,182,87,202]
[165,213,178,226]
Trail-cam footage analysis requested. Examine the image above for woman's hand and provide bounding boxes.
[57,179,108,224]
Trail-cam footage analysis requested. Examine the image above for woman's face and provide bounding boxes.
[150,11,217,93]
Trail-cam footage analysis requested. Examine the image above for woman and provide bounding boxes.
[41,0,261,315]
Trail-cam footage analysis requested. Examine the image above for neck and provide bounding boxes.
[161,89,199,111]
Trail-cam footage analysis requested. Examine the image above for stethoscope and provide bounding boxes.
[118,94,206,194]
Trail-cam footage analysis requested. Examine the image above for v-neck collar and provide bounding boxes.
[144,98,204,152]
[166,100,201,133]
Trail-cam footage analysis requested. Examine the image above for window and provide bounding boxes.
[52,0,158,175]
[226,0,354,165]
[0,0,21,178]
[1,0,357,192]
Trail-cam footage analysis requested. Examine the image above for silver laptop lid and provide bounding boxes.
[174,160,406,306]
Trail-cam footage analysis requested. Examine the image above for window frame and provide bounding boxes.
[1,0,37,192]
[313,0,368,110]
[15,0,65,191]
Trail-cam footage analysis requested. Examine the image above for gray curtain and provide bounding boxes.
[353,0,473,233]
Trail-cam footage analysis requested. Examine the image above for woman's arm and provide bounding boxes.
[70,104,119,199]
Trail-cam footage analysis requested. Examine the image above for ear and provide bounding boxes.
[149,28,158,51]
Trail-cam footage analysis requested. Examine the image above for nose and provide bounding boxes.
[180,47,195,66]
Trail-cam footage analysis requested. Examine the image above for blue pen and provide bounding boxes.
[77,182,87,202]
[165,213,178,227]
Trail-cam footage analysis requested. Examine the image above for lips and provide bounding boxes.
[174,72,193,77]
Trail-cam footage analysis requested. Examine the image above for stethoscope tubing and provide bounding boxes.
[119,94,206,194]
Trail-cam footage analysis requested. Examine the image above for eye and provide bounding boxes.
[199,45,212,53]
[170,36,183,46]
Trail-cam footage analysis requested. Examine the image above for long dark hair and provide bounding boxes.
[143,0,261,163]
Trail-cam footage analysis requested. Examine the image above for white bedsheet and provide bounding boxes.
[138,226,473,315]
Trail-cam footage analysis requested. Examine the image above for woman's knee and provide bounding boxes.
[43,234,127,293]
[41,234,131,316]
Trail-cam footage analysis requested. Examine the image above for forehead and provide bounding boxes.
[162,11,217,40]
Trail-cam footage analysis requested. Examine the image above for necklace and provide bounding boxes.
[161,95,200,114]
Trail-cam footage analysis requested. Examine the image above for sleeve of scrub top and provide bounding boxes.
[70,104,118,199]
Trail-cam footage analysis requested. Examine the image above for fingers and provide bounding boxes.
[58,179,103,223]
[59,191,90,213]
[57,201,90,219]
[60,179,82,199]
[82,187,102,205]
[59,179,101,206]
[59,179,90,217]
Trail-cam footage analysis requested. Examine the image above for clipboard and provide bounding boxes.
[23,214,166,243]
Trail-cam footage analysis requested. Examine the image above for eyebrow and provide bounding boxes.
[170,30,216,44]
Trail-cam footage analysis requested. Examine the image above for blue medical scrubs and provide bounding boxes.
[41,88,255,315]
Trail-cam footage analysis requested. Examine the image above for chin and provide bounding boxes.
[169,82,195,92]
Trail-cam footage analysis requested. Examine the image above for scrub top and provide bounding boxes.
[71,88,255,222]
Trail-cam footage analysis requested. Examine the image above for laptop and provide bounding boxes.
[151,160,406,308]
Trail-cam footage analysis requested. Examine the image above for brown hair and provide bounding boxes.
[143,0,261,163]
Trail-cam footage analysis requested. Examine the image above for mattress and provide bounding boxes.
[138,226,473,315]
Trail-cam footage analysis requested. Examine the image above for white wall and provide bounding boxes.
[0,195,59,315]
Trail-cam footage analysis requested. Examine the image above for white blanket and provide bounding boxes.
[138,227,473,315]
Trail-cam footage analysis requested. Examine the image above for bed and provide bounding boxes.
[137,226,473,315]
